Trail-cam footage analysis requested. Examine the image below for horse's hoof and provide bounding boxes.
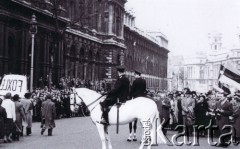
[133,135,137,141]
[127,135,132,142]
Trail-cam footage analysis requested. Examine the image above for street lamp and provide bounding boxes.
[29,14,38,92]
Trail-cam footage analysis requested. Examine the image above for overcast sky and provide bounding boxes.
[125,0,240,56]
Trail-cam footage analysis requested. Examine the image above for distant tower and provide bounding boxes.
[208,33,222,52]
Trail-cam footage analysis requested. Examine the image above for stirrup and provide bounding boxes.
[98,119,109,126]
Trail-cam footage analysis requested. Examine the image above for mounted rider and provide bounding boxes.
[127,70,147,141]
[100,66,130,125]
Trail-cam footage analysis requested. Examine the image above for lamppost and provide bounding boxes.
[29,14,38,92]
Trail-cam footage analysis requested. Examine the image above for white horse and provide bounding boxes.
[74,88,167,149]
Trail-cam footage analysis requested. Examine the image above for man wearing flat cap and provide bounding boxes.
[100,65,130,125]
[127,70,146,141]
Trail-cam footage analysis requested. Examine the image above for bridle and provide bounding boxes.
[73,90,104,108]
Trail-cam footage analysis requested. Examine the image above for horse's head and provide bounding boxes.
[74,88,102,108]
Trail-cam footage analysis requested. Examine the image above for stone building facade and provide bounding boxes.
[184,33,240,92]
[0,0,168,90]
[124,11,169,90]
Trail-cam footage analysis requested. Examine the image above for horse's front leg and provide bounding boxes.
[104,126,113,149]
[96,124,107,149]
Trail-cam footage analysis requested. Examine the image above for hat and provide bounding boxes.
[134,70,141,75]
[116,66,125,73]
[191,91,197,95]
[5,93,12,99]
[185,90,191,94]
[13,94,20,101]
[45,94,52,100]
[24,93,32,99]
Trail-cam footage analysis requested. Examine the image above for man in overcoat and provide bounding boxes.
[20,93,33,136]
[100,66,130,125]
[181,90,195,142]
[41,94,56,136]
[215,92,233,147]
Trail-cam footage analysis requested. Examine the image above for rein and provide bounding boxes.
[74,91,104,108]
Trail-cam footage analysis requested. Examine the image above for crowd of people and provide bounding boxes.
[153,88,240,147]
[1,69,240,147]
[37,76,112,92]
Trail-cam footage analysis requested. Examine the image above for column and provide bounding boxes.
[4,28,9,73]
[97,13,102,32]
[20,29,26,74]
[120,12,124,38]
[75,61,79,78]
[108,4,113,35]
[83,62,88,80]
[92,63,95,81]
[0,22,4,75]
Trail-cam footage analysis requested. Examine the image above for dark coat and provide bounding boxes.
[41,99,56,129]
[0,106,7,139]
[130,77,146,98]
[107,75,130,103]
[232,105,240,139]
[161,98,171,125]
[216,100,233,134]
[195,101,210,126]
[177,99,183,125]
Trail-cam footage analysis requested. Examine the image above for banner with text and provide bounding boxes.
[0,75,27,98]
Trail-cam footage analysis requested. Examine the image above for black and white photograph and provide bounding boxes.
[0,0,240,148]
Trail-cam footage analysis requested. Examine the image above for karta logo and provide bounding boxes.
[146,118,240,146]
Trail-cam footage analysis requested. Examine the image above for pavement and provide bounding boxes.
[0,117,239,149]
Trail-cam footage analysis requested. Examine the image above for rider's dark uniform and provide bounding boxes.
[129,71,146,99]
[100,66,130,125]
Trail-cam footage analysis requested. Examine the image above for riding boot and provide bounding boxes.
[100,107,109,125]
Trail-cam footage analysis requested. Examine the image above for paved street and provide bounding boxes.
[0,117,239,149]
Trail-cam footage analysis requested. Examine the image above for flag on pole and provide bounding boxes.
[218,63,240,91]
